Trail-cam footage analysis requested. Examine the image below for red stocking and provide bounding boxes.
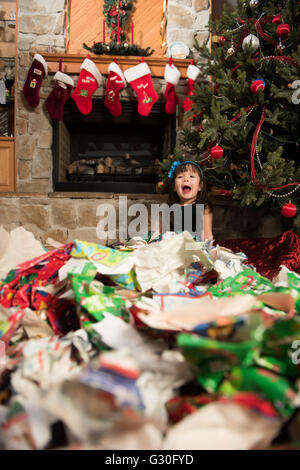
[164,60,181,114]
[71,58,102,115]
[45,71,74,121]
[124,59,158,116]
[23,54,48,109]
[182,62,201,113]
[104,60,126,117]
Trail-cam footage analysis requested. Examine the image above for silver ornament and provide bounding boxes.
[226,47,235,57]
[249,0,259,7]
[242,34,260,52]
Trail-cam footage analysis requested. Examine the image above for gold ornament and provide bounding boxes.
[124,43,128,48]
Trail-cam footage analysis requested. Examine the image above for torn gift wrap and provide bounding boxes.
[71,240,134,275]
[0,227,45,281]
[1,229,300,449]
[133,231,213,292]
[0,243,73,309]
[162,401,281,450]
[219,366,298,418]
[70,240,139,290]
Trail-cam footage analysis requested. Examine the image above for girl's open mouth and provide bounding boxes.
[182,185,191,194]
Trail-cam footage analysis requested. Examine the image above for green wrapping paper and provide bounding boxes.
[70,240,139,290]
[71,272,128,323]
[208,269,274,298]
[178,312,300,418]
[177,332,259,369]
[219,367,297,418]
[261,317,300,360]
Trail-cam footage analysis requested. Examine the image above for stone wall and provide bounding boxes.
[167,0,210,56]
[17,0,66,193]
[0,192,170,245]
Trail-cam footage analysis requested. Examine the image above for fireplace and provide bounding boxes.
[52,98,176,193]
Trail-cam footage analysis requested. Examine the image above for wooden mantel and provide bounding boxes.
[33,52,191,78]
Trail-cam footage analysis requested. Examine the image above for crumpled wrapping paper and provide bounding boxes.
[162,401,281,450]
[1,231,300,449]
[132,231,210,292]
[0,226,45,281]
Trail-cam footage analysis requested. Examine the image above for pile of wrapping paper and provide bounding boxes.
[1,227,300,450]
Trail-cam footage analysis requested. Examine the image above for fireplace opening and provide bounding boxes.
[52,98,176,193]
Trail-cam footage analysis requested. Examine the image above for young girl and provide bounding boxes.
[150,161,213,242]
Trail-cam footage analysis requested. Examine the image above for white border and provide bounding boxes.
[164,64,181,86]
[108,61,126,84]
[187,64,200,81]
[33,53,48,77]
[80,58,102,85]
[124,62,151,83]
[53,71,74,87]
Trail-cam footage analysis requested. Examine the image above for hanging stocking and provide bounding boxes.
[182,59,200,113]
[45,71,74,121]
[164,58,181,114]
[104,59,126,117]
[23,53,48,109]
[71,57,102,115]
[124,58,158,116]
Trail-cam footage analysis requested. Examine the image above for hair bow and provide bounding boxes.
[167,160,203,179]
[168,161,181,179]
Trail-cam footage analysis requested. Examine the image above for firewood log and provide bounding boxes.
[105,157,113,167]
[97,163,105,174]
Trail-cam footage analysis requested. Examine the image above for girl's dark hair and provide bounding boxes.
[167,162,213,213]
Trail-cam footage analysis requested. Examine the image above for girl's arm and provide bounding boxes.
[204,208,213,241]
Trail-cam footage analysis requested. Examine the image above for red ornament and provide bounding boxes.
[197,125,204,133]
[219,189,231,196]
[272,15,282,24]
[276,23,290,39]
[210,145,223,159]
[213,83,220,95]
[281,202,297,218]
[218,36,227,45]
[156,181,167,194]
[251,79,265,94]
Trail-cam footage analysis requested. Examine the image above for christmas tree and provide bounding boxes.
[160,0,300,228]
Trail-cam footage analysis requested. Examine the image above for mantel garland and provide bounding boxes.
[83,0,154,56]
[83,41,154,56]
